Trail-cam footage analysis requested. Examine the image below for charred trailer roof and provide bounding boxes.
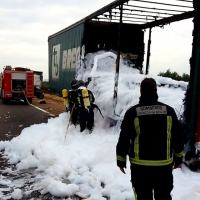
[83,21,144,55]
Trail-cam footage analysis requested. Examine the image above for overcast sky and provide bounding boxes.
[0,0,193,79]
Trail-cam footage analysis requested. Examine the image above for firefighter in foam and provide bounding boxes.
[75,80,95,132]
[62,79,95,132]
[62,80,79,126]
[116,78,183,200]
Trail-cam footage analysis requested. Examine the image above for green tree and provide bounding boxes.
[158,69,190,82]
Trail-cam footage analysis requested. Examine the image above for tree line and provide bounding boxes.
[158,69,190,82]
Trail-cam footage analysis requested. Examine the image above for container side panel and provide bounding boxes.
[48,23,84,95]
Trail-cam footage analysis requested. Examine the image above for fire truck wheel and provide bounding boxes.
[2,98,10,104]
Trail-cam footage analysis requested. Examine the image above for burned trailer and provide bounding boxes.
[48,0,194,94]
[48,0,200,163]
[48,21,144,95]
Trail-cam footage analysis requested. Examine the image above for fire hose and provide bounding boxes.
[22,90,56,118]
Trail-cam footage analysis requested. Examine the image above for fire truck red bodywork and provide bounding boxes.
[1,68,34,103]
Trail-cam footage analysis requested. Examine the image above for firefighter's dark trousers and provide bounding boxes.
[79,109,94,132]
[130,164,173,200]
[71,108,79,125]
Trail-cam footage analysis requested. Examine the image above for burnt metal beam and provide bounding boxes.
[130,0,193,8]
[121,19,144,23]
[124,4,190,13]
[176,0,193,2]
[113,11,164,19]
[113,19,144,23]
[112,14,153,20]
[123,8,176,16]
[145,28,152,75]
[96,17,146,23]
[141,10,194,29]
[95,17,116,22]
[113,3,123,109]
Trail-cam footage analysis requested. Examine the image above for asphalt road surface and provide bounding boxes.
[0,97,66,167]
[0,98,81,199]
[0,100,48,140]
[0,99,48,169]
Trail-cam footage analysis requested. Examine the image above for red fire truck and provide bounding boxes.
[0,66,34,104]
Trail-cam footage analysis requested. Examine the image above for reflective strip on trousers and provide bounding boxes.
[133,187,137,200]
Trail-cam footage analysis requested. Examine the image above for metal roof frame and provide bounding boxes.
[90,0,194,28]
[48,0,194,40]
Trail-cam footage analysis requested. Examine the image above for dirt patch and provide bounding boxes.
[32,94,66,117]
[43,93,64,104]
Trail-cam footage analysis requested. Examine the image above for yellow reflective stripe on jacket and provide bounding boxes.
[174,151,184,157]
[117,155,126,162]
[130,157,173,166]
[167,116,172,159]
[77,97,82,107]
[134,118,140,159]
[132,187,138,200]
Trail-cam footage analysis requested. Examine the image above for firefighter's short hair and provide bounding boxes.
[140,78,157,94]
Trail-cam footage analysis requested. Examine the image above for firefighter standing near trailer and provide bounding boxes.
[116,78,183,200]
[63,80,95,132]
[76,80,95,132]
[68,80,80,125]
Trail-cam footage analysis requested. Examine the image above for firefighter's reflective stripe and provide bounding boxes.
[134,118,140,159]
[117,155,126,162]
[129,157,173,166]
[174,151,184,157]
[77,96,82,107]
[133,187,138,200]
[167,116,172,159]
[89,93,93,102]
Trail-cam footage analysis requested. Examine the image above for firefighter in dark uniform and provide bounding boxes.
[67,80,95,132]
[116,78,183,200]
[67,80,80,125]
[75,80,95,132]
